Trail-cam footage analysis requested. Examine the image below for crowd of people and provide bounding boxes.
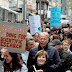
[0,20,72,72]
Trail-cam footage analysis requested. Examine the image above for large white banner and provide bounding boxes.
[47,11,51,18]
[29,15,42,35]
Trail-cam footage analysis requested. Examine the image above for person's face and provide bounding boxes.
[60,34,63,39]
[37,55,46,66]
[64,28,69,33]
[39,34,48,48]
[50,35,53,43]
[62,42,69,51]
[26,40,34,51]
[4,52,12,64]
[64,36,67,40]
[54,31,56,34]
[34,33,39,42]
[66,38,71,44]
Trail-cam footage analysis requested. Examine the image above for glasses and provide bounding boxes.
[39,38,47,41]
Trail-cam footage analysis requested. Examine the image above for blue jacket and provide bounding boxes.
[27,44,61,71]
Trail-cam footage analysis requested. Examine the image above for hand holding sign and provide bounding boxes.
[1,47,8,58]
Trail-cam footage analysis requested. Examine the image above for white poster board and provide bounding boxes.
[47,11,51,18]
[29,15,42,35]
[61,20,69,24]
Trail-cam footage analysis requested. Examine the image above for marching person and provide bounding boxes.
[28,50,53,72]
[0,47,28,72]
[27,32,61,72]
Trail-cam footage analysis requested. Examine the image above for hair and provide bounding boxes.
[35,50,48,63]
[46,28,50,31]
[26,38,35,45]
[3,52,22,71]
[26,32,32,39]
[63,28,69,32]
[64,32,70,37]
[67,32,72,39]
[53,34,60,40]
[62,40,69,45]
[34,42,39,47]
[38,32,49,40]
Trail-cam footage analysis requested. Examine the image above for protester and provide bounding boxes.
[50,28,57,35]
[0,47,28,72]
[62,40,72,56]
[49,34,60,43]
[59,33,64,42]
[46,28,50,33]
[49,35,53,43]
[50,39,72,72]
[63,28,69,33]
[28,50,53,72]
[64,32,72,52]
[32,32,39,42]
[27,32,61,72]
[21,37,35,65]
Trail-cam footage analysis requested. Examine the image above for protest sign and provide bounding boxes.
[0,21,27,53]
[29,15,42,35]
[47,11,51,18]
[61,20,69,24]
[50,7,61,27]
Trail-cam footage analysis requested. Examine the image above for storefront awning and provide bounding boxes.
[0,6,19,14]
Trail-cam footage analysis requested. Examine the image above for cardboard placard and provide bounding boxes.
[0,21,28,53]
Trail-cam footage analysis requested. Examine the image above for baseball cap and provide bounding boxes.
[52,39,62,46]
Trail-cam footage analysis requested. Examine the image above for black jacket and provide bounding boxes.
[59,49,72,72]
[28,63,54,72]
[27,44,61,71]
[0,52,4,61]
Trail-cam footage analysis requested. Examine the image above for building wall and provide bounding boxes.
[0,0,9,8]
[66,0,72,20]
[36,0,49,20]
[0,0,9,21]
[61,0,65,15]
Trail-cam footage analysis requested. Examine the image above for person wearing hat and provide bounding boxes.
[49,39,72,72]
[44,19,48,24]
[50,28,57,35]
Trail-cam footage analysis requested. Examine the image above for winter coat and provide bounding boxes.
[28,63,54,72]
[27,44,61,71]
[1,64,28,72]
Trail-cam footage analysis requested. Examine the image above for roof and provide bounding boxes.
[0,6,19,14]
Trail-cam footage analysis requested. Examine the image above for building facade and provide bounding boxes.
[0,0,18,22]
[36,0,49,20]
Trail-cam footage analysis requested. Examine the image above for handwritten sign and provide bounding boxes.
[29,15,42,35]
[0,21,27,53]
[50,7,61,27]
